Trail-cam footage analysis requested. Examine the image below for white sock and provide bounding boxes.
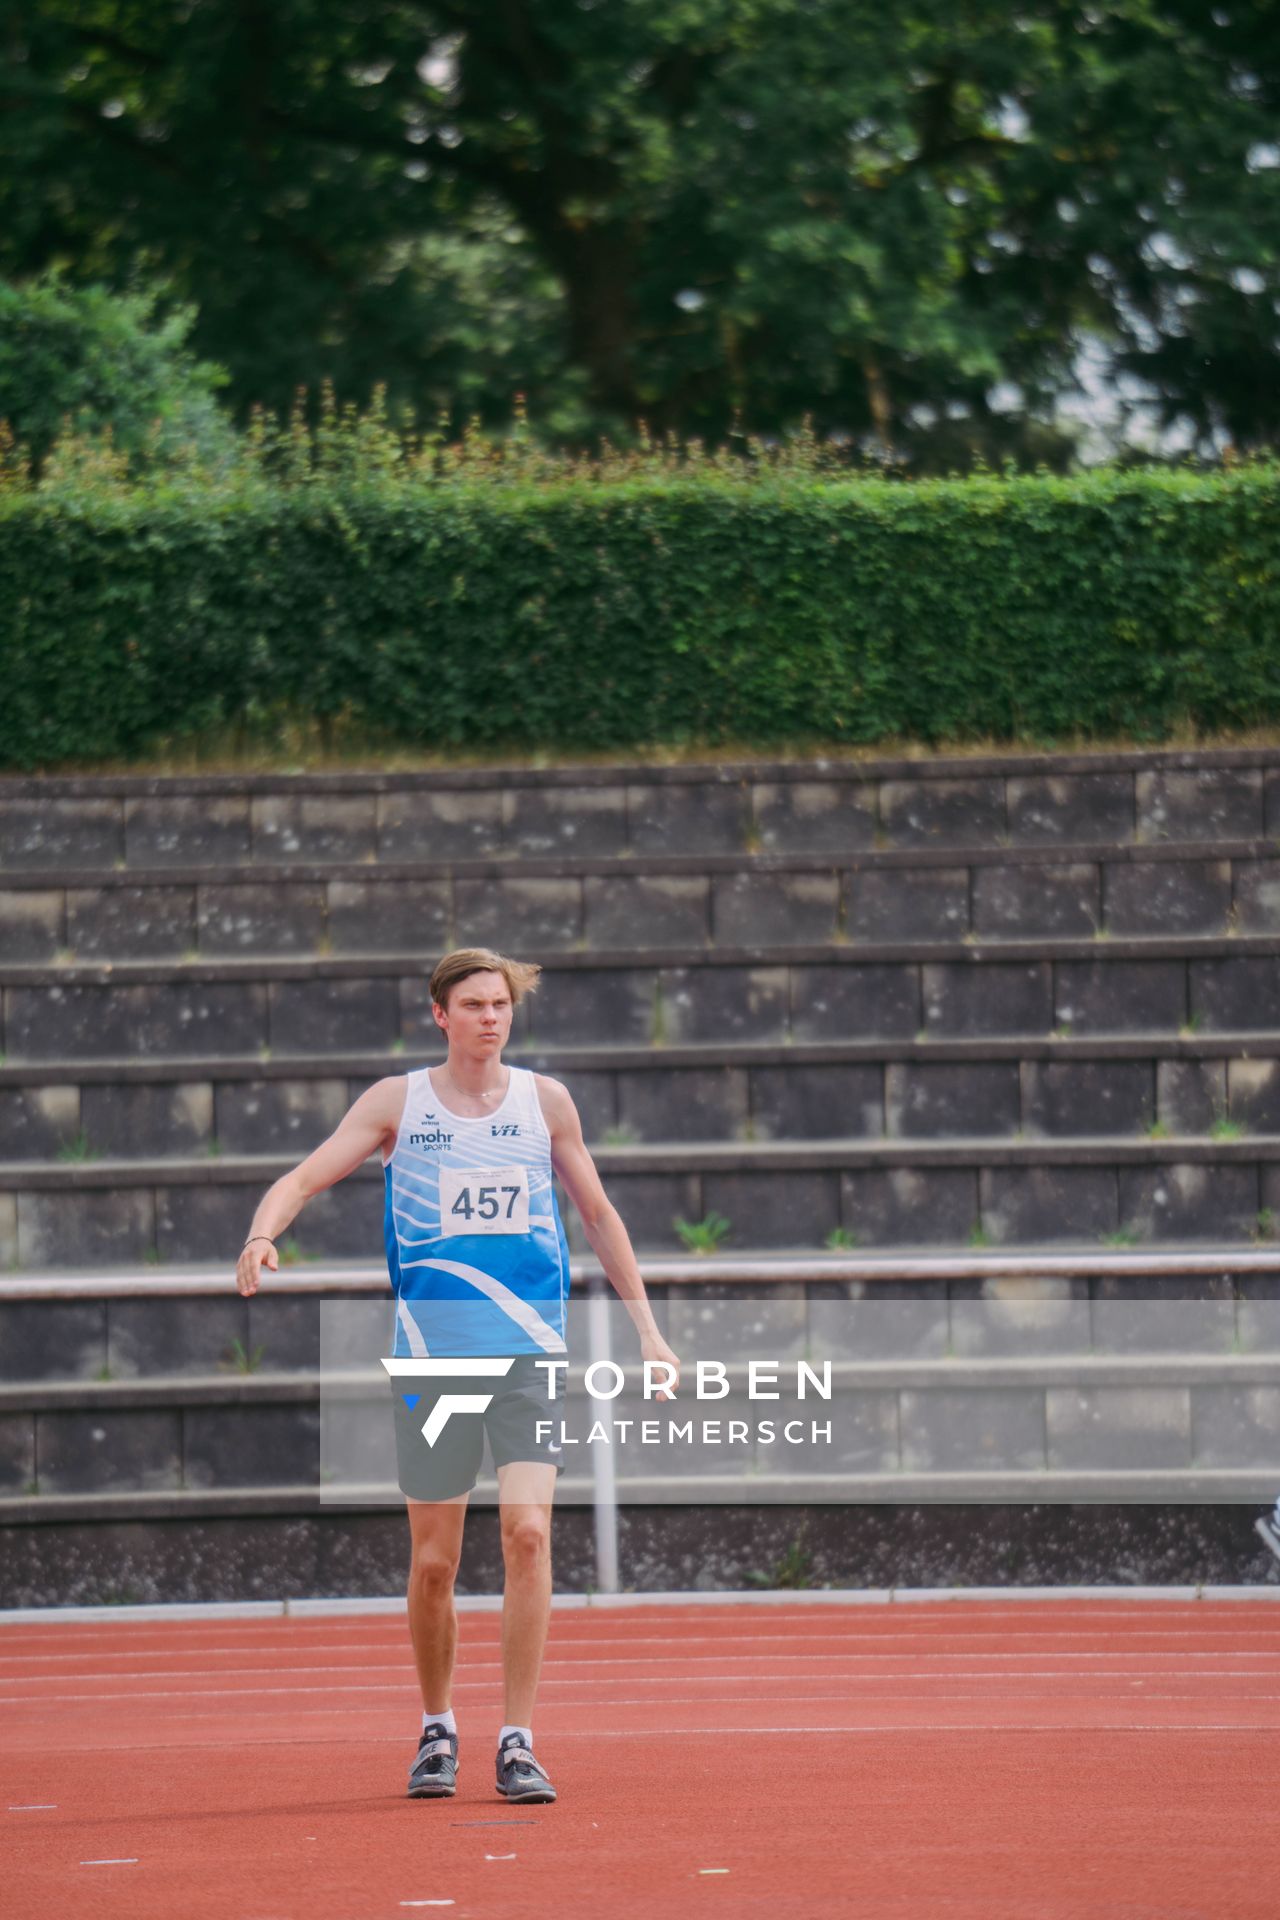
[422,1708,456,1735]
[499,1722,532,1748]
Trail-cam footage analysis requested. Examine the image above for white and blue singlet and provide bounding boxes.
[383,1064,571,1360]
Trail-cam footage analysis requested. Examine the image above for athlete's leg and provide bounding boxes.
[496,1461,558,1726]
[406,1493,470,1713]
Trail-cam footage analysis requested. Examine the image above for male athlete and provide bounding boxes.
[234,947,680,1805]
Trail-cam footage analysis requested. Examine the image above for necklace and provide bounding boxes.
[440,1063,506,1105]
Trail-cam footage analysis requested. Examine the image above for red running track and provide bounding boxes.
[4,1597,1280,1920]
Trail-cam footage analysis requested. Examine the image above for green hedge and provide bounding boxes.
[3,460,1279,769]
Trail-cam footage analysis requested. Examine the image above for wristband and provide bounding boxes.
[242,1236,276,1251]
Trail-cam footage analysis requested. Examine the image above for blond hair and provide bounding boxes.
[429,947,542,1011]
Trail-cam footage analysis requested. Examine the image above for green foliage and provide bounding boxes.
[3,423,1280,771]
[745,1531,816,1590]
[5,3,1280,459]
[0,274,232,478]
[55,1130,97,1164]
[673,1211,732,1254]
[824,1227,859,1251]
[223,1337,267,1375]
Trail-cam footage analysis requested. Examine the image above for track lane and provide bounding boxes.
[5,1601,1280,1920]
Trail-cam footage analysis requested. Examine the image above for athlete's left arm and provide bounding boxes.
[537,1076,681,1396]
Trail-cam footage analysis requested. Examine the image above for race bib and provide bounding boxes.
[438,1164,530,1236]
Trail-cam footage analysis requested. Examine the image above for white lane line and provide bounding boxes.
[7,1674,1280,1720]
[5,1647,1279,1691]
[14,1720,1280,1762]
[15,1690,1272,1731]
[8,1661,1280,1708]
[20,1664,1280,1691]
[10,1651,1280,1697]
[56,1721,1274,1739]
[4,1623,1278,1666]
[5,1674,1274,1704]
[523,1722,1280,1736]
[542,1692,1280,1710]
[8,1804,57,1810]
[80,1857,138,1865]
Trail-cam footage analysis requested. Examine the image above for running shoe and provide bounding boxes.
[495,1732,556,1803]
[408,1722,458,1798]
[1256,1513,1280,1568]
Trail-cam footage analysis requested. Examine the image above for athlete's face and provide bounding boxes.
[433,970,513,1053]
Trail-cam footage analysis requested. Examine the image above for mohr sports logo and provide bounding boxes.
[382,1357,515,1445]
[409,1126,454,1149]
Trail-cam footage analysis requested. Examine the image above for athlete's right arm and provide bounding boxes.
[233,1076,405,1297]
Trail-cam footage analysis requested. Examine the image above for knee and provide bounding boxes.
[502,1516,550,1571]
[409,1547,460,1601]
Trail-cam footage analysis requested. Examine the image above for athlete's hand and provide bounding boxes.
[640,1330,681,1399]
[236,1238,278,1298]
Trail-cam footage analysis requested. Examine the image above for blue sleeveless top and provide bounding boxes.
[383,1064,570,1358]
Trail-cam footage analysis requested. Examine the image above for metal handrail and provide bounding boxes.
[4,1247,1280,1300]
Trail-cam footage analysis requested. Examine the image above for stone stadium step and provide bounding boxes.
[3,937,1280,1063]
[4,1034,1280,1158]
[2,748,1278,870]
[3,1351,1277,1504]
[6,1250,1276,1379]
[4,1251,1275,1600]
[3,837,1280,960]
[4,1136,1280,1264]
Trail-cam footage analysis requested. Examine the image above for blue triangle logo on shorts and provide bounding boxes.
[402,1393,420,1411]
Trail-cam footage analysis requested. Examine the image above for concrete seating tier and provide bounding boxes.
[3,1357,1277,1512]
[4,750,1280,1598]
[1,749,1278,870]
[5,750,1280,1275]
[3,1254,1278,1512]
[4,1136,1280,1267]
[3,839,1280,960]
[5,1033,1280,1156]
[6,1258,1278,1380]
[3,936,1280,1051]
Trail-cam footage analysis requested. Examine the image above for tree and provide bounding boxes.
[0,273,232,475]
[4,2,1278,463]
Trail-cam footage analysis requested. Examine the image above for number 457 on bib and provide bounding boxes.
[438,1164,531,1236]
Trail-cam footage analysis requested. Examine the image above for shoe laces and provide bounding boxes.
[500,1740,546,1779]
[416,1728,455,1772]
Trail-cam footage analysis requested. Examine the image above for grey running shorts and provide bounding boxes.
[390,1355,565,1501]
